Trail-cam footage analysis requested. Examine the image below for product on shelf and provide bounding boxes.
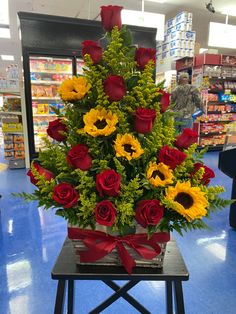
[199,134,225,146]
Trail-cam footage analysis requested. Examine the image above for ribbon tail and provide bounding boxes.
[117,242,136,274]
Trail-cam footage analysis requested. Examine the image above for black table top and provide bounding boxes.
[51,238,189,281]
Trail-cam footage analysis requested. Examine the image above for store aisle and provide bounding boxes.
[0,151,235,314]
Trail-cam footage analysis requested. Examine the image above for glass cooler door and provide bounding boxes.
[29,56,73,152]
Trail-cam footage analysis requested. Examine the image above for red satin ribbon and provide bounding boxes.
[68,227,170,274]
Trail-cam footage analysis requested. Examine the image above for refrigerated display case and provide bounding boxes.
[29,56,73,153]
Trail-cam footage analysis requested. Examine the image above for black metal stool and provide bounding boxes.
[51,238,189,314]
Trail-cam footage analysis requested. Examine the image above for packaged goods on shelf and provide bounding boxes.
[13,134,24,142]
[4,134,13,142]
[4,142,14,150]
[2,122,23,133]
[199,134,225,146]
[200,123,226,133]
[4,150,14,159]
[14,150,25,159]
[207,94,219,101]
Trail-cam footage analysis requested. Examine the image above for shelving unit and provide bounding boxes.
[0,91,26,168]
[192,54,236,149]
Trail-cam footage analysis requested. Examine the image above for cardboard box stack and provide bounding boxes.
[157,11,196,64]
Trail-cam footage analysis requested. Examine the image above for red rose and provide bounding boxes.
[47,118,67,142]
[82,40,103,65]
[134,108,156,134]
[104,75,126,102]
[135,47,156,71]
[191,162,215,185]
[27,162,55,186]
[96,169,121,197]
[52,182,79,209]
[135,200,164,228]
[175,128,198,150]
[66,144,92,171]
[100,5,123,32]
[95,200,117,226]
[159,90,171,113]
[159,145,187,169]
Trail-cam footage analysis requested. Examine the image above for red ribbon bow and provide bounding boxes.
[68,227,170,274]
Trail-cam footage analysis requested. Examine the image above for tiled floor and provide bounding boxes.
[0,151,236,314]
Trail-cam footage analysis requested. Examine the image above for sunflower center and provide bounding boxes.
[123,144,136,155]
[95,119,107,129]
[152,170,165,180]
[174,192,194,209]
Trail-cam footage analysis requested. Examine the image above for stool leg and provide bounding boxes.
[174,281,185,314]
[68,280,74,314]
[54,280,66,314]
[165,281,173,314]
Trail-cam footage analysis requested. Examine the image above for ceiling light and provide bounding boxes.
[221,7,236,17]
[143,0,166,3]
[0,0,9,25]
[208,22,236,49]
[121,10,165,41]
[0,27,10,38]
[1,55,14,61]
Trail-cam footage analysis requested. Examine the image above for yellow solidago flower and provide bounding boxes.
[58,76,91,102]
[83,108,118,137]
[114,134,144,161]
[165,181,208,221]
[147,162,173,187]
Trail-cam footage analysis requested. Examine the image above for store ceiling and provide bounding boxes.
[1,0,236,77]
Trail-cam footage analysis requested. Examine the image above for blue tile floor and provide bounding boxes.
[0,151,236,314]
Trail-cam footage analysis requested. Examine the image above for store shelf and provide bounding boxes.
[33,114,56,117]
[30,70,71,74]
[200,120,236,123]
[0,90,20,95]
[198,144,223,151]
[200,132,226,136]
[0,111,22,115]
[32,97,61,100]
[31,80,62,85]
[207,111,236,114]
[3,132,24,134]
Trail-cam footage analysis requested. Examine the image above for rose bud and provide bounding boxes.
[159,90,171,113]
[95,200,117,226]
[134,108,156,134]
[135,199,164,228]
[66,144,92,171]
[175,128,198,150]
[104,75,126,102]
[27,162,55,186]
[159,145,187,170]
[100,5,123,32]
[135,47,156,71]
[52,182,79,209]
[191,162,215,185]
[96,169,121,197]
[82,40,103,65]
[47,118,68,142]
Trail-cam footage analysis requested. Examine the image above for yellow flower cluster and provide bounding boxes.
[114,134,144,161]
[83,108,118,137]
[58,76,91,102]
[165,181,208,221]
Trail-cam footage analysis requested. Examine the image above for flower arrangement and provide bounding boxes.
[17,5,231,272]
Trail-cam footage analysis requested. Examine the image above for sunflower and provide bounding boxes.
[114,134,144,161]
[165,181,208,221]
[147,162,173,187]
[58,76,91,101]
[83,108,118,137]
